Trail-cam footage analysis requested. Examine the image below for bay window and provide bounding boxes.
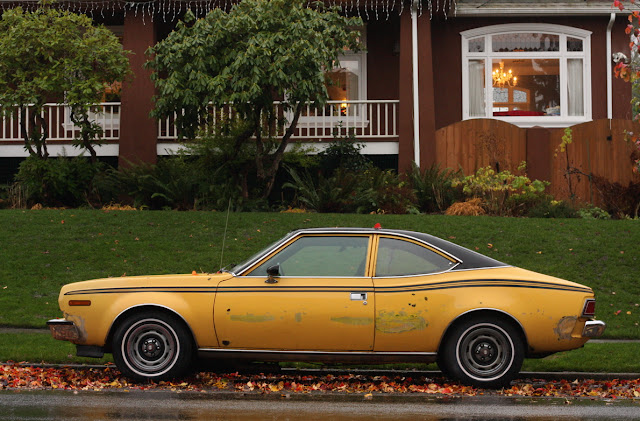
[461,24,591,127]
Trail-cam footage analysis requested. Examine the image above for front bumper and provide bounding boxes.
[582,320,606,338]
[47,318,80,341]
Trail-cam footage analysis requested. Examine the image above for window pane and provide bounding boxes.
[375,238,453,277]
[492,33,559,52]
[248,236,369,277]
[567,58,584,116]
[327,60,359,101]
[468,37,485,53]
[567,37,583,52]
[325,59,360,117]
[492,59,559,116]
[468,59,485,117]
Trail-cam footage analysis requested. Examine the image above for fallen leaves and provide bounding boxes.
[0,364,639,399]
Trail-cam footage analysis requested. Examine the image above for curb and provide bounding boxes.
[2,362,639,381]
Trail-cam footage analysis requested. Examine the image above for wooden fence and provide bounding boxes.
[434,118,640,205]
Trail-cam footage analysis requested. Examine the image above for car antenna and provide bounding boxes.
[219,197,232,271]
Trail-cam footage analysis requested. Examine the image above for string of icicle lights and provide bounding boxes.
[0,0,457,23]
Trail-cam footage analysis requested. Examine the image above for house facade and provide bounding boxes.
[1,0,637,199]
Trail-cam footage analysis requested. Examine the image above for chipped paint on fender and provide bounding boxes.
[376,310,427,334]
[554,316,578,340]
[330,316,373,326]
[229,313,275,323]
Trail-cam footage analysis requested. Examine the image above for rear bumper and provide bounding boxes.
[582,320,606,338]
[47,318,80,341]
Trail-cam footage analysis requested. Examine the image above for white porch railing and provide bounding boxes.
[1,100,399,144]
[157,100,399,140]
[0,103,120,142]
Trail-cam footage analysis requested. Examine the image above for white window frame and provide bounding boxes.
[461,23,592,128]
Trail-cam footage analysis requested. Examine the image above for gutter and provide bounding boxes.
[454,3,622,17]
[607,12,616,120]
[411,0,420,167]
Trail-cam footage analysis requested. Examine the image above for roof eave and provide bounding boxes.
[454,6,624,17]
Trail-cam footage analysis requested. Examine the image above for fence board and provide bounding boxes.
[548,119,640,204]
[436,119,640,204]
[435,119,526,174]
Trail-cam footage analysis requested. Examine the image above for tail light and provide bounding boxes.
[582,299,596,317]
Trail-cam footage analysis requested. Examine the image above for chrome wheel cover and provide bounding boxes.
[121,318,180,377]
[455,323,514,382]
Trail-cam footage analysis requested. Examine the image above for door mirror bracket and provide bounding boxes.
[265,264,280,284]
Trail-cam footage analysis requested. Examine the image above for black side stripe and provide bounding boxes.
[64,279,592,296]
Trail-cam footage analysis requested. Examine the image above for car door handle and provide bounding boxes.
[350,292,367,301]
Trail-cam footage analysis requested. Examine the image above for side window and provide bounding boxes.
[375,238,454,277]
[247,236,369,277]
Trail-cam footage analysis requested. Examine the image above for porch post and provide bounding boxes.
[398,10,415,173]
[119,14,157,166]
[417,14,437,169]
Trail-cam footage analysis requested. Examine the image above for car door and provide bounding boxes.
[372,235,459,352]
[214,234,375,351]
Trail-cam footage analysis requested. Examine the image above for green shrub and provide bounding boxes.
[578,204,611,220]
[14,155,103,207]
[284,167,360,213]
[354,167,418,214]
[317,129,372,176]
[452,162,549,216]
[526,198,578,219]
[407,163,463,213]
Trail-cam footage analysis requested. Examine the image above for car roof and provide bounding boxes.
[286,227,508,271]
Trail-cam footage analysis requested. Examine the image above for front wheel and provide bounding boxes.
[439,316,524,388]
[112,311,193,382]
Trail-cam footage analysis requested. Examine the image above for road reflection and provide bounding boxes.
[1,391,639,421]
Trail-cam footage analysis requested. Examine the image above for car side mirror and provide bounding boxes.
[265,264,280,284]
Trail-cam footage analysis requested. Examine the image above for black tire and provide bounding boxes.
[439,316,524,388]
[112,311,194,382]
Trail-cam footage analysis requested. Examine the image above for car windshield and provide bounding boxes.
[226,236,290,274]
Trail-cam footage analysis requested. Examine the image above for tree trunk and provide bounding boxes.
[259,102,304,199]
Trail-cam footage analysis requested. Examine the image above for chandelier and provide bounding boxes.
[492,62,517,87]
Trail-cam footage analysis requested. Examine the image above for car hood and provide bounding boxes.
[60,272,234,296]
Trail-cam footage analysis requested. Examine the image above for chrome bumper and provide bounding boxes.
[582,320,606,338]
[47,318,80,341]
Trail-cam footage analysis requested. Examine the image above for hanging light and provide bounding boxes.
[492,61,517,87]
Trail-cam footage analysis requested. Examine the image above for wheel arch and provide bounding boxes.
[104,304,197,353]
[437,308,528,355]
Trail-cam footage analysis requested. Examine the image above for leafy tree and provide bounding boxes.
[613,0,640,173]
[0,3,130,162]
[146,0,362,198]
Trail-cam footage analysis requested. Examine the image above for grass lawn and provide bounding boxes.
[0,209,638,343]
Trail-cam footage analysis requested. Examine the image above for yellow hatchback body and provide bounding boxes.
[49,228,605,387]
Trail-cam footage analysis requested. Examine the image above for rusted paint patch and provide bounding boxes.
[63,313,87,343]
[230,313,275,323]
[330,317,373,326]
[554,316,577,340]
[376,311,427,334]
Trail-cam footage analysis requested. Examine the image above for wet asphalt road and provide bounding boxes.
[1,390,640,421]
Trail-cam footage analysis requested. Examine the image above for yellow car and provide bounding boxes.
[48,227,605,387]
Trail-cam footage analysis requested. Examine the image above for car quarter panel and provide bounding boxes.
[58,274,231,348]
[372,267,595,354]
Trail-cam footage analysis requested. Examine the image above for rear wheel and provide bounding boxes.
[112,311,193,382]
[439,316,524,388]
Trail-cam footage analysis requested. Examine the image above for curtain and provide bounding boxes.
[567,59,584,116]
[469,60,485,117]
